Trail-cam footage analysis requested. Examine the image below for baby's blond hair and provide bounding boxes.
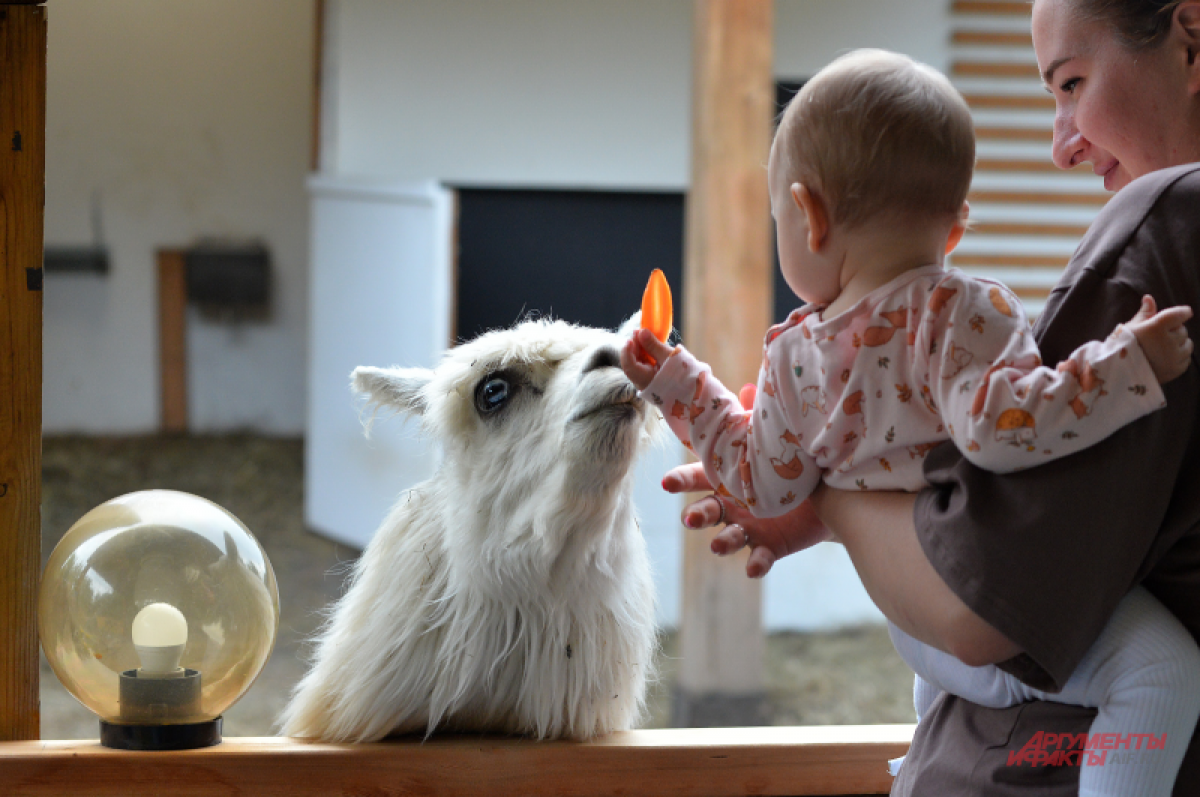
[775,49,975,230]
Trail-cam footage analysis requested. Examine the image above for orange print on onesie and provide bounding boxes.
[771,430,805,480]
[863,309,910,347]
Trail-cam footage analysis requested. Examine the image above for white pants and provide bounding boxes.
[890,587,1200,797]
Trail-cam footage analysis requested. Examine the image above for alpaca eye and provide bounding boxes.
[475,375,513,414]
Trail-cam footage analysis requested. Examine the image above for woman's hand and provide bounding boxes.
[663,462,834,578]
[666,460,1022,665]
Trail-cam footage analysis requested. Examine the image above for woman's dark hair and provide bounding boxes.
[1072,0,1183,49]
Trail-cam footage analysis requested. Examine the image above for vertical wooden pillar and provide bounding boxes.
[158,249,188,433]
[675,0,774,727]
[0,1,46,742]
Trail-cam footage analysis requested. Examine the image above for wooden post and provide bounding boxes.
[0,1,46,742]
[675,0,774,727]
[158,249,189,433]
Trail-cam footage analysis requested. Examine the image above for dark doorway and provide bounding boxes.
[770,79,808,324]
[453,184,798,344]
[454,188,686,341]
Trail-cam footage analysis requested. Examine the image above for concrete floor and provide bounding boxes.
[37,435,914,740]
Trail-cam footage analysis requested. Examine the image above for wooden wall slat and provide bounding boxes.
[968,221,1090,237]
[157,250,188,433]
[974,126,1053,143]
[953,253,1071,268]
[964,93,1056,111]
[952,61,1040,78]
[0,2,46,744]
[952,29,1033,46]
[968,190,1109,206]
[974,158,1090,174]
[951,0,1031,14]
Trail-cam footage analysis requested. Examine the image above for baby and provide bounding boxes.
[622,49,1197,797]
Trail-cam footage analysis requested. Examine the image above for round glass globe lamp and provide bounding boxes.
[39,489,280,750]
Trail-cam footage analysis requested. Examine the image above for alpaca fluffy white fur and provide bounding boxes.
[280,317,661,742]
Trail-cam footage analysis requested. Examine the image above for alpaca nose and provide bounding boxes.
[583,345,621,373]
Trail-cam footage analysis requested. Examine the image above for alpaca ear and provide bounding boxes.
[351,366,432,416]
[618,313,642,339]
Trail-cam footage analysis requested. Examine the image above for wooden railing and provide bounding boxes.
[0,726,912,796]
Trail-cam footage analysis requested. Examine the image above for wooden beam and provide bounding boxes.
[157,249,188,433]
[0,1,46,743]
[0,727,913,796]
[677,0,773,725]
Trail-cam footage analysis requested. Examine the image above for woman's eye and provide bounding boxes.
[475,376,512,413]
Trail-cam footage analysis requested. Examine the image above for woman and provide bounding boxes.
[668,1,1200,793]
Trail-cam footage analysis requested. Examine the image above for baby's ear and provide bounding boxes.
[945,201,971,256]
[351,366,432,417]
[793,183,829,251]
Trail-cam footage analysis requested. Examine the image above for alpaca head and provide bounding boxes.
[281,315,663,743]
[351,316,662,591]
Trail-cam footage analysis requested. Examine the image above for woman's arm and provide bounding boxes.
[665,463,1020,665]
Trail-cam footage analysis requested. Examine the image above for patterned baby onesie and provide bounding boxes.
[643,265,1165,517]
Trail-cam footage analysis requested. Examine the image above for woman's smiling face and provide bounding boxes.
[1032,0,1200,191]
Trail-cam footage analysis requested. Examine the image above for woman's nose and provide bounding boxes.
[1051,110,1086,170]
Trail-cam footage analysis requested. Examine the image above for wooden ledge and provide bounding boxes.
[0,725,912,796]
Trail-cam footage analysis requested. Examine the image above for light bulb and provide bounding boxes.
[132,602,187,677]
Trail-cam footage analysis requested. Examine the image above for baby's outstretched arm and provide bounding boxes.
[1125,295,1194,384]
[628,327,821,518]
[620,328,675,390]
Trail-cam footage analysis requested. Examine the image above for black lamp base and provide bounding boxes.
[99,716,222,751]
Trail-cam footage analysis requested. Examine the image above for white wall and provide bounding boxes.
[42,0,315,433]
[323,0,950,190]
[775,0,952,78]
[324,0,693,189]
[306,179,454,549]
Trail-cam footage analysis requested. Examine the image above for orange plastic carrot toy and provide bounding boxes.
[640,269,673,344]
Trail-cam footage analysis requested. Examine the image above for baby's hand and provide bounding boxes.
[620,328,676,391]
[1126,295,1194,384]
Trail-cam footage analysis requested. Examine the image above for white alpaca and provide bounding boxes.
[280,317,661,742]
